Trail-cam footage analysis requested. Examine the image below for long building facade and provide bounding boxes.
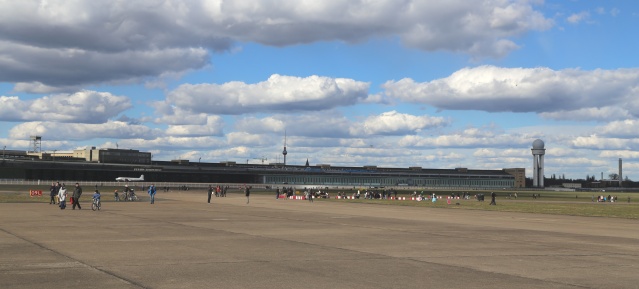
[0,148,522,188]
[259,166,517,188]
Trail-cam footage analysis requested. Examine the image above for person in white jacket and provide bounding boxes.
[58,185,68,210]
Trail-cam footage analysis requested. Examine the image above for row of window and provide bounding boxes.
[265,175,513,187]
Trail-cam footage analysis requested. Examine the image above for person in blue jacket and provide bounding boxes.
[92,190,101,206]
[148,184,157,204]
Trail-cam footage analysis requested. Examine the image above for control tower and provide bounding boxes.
[531,139,545,188]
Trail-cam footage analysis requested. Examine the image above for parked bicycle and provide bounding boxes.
[119,189,139,201]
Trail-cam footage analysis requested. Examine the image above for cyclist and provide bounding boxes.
[92,190,101,209]
[123,185,130,201]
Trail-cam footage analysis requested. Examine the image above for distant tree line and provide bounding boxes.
[526,174,638,188]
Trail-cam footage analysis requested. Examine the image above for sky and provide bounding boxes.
[1,0,638,181]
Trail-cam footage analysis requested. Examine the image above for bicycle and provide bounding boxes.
[120,192,139,201]
[91,198,101,211]
[128,190,139,201]
[118,191,139,201]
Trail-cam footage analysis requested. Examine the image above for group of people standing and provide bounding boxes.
[206,185,251,204]
[207,185,229,203]
[275,187,296,199]
[49,182,83,210]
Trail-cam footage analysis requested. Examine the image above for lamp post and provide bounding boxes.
[53,150,57,162]
[2,146,5,160]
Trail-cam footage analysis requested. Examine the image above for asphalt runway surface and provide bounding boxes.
[1,191,637,289]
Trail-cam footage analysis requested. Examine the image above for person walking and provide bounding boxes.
[49,182,60,204]
[207,185,213,203]
[72,183,82,210]
[49,182,56,204]
[58,185,68,210]
[148,184,157,204]
[245,186,251,204]
[276,188,280,199]
[490,191,496,205]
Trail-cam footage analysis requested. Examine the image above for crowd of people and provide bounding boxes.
[593,195,618,202]
[269,187,495,203]
[47,182,636,209]
[274,187,297,199]
[47,182,159,210]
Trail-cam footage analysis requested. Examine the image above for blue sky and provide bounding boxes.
[1,0,639,180]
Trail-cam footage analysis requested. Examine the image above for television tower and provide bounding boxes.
[282,130,287,166]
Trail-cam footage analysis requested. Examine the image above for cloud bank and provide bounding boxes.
[0,0,552,91]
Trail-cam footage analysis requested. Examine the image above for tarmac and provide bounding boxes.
[0,191,637,289]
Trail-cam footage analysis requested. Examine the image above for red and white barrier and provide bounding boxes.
[29,190,43,197]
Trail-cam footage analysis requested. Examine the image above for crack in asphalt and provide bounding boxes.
[0,227,149,289]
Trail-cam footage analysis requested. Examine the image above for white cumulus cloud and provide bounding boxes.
[596,120,639,139]
[165,116,225,137]
[350,111,448,136]
[382,66,639,121]
[571,135,639,150]
[567,11,590,24]
[397,127,530,148]
[0,90,131,123]
[165,74,370,115]
[8,121,161,141]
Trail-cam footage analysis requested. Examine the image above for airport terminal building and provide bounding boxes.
[0,148,523,188]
